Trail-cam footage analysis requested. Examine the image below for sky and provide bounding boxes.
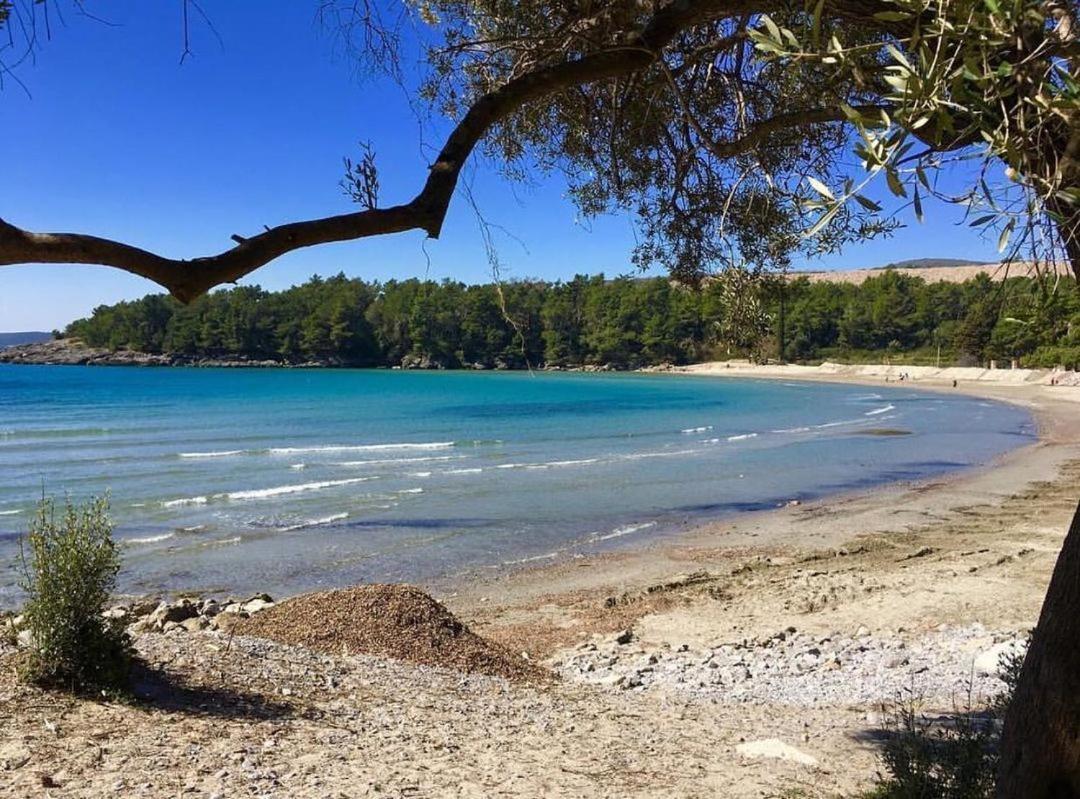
[0,1,1007,332]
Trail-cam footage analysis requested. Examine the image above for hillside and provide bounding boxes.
[0,331,51,349]
[796,260,1071,285]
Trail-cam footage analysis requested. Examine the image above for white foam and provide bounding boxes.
[163,495,208,508]
[865,404,897,416]
[280,512,348,532]
[496,463,525,469]
[726,433,759,442]
[502,551,560,565]
[593,521,657,542]
[681,426,713,434]
[223,476,376,501]
[126,532,175,545]
[526,458,600,469]
[398,488,424,494]
[336,455,459,467]
[270,442,454,455]
[444,468,482,475]
[622,448,699,460]
[0,509,21,516]
[179,450,245,459]
[772,426,812,434]
[290,463,306,470]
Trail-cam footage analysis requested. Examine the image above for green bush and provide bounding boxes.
[18,495,133,693]
[865,636,1028,799]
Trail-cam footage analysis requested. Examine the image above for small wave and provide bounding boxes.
[398,488,424,495]
[593,521,657,542]
[496,463,525,469]
[224,476,376,501]
[205,536,242,547]
[853,394,883,401]
[681,426,713,434]
[163,495,208,508]
[180,525,207,532]
[814,417,865,429]
[527,458,600,470]
[726,433,758,442]
[502,551,560,565]
[444,468,483,475]
[126,532,175,545]
[335,455,460,467]
[0,509,21,517]
[179,449,245,459]
[290,463,306,470]
[865,404,897,417]
[772,426,812,434]
[407,471,433,478]
[270,441,454,455]
[622,448,699,461]
[280,512,348,532]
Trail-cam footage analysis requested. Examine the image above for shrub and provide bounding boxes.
[18,495,133,693]
[865,635,1029,799]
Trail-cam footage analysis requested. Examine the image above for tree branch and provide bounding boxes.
[0,0,893,301]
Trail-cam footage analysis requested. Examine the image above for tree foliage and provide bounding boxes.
[64,270,1080,369]
[0,0,1076,296]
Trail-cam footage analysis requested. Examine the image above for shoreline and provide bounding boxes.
[444,360,1079,628]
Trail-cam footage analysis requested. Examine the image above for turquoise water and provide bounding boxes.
[0,365,1034,605]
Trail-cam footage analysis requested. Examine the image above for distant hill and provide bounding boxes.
[870,258,991,271]
[0,331,52,349]
[796,259,1069,285]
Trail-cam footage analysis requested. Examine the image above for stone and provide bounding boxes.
[736,739,818,767]
[180,616,209,632]
[148,600,198,628]
[614,629,634,645]
[974,639,1027,676]
[241,598,274,615]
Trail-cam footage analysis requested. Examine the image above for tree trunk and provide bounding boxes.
[997,500,1080,798]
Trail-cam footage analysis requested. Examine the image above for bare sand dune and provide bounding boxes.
[796,260,1071,284]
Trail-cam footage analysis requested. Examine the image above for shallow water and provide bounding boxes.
[0,365,1034,605]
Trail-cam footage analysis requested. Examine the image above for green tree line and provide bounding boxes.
[64,271,1080,370]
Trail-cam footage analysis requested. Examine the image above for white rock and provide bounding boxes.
[241,598,274,615]
[736,738,818,766]
[974,640,1027,676]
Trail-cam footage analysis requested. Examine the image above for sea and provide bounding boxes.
[0,365,1035,605]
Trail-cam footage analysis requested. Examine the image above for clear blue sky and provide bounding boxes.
[0,1,1004,332]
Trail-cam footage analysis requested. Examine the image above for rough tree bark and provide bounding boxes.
[997,500,1080,798]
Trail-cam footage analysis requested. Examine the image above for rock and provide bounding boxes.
[129,598,160,617]
[16,629,32,648]
[241,598,274,615]
[974,639,1027,676]
[148,600,198,629]
[211,613,245,634]
[614,629,634,645]
[0,741,31,770]
[102,606,129,622]
[736,739,818,766]
[199,599,221,617]
[856,625,871,637]
[180,616,209,632]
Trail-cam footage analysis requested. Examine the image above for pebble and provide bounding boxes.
[556,623,1019,706]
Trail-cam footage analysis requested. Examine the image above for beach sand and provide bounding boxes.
[1,364,1077,798]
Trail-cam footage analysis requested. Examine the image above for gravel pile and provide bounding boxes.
[239,584,546,682]
[555,623,1024,706]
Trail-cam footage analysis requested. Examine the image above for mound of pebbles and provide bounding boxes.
[238,584,546,682]
[555,623,1024,706]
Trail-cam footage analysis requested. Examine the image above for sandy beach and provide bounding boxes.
[2,364,1078,798]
